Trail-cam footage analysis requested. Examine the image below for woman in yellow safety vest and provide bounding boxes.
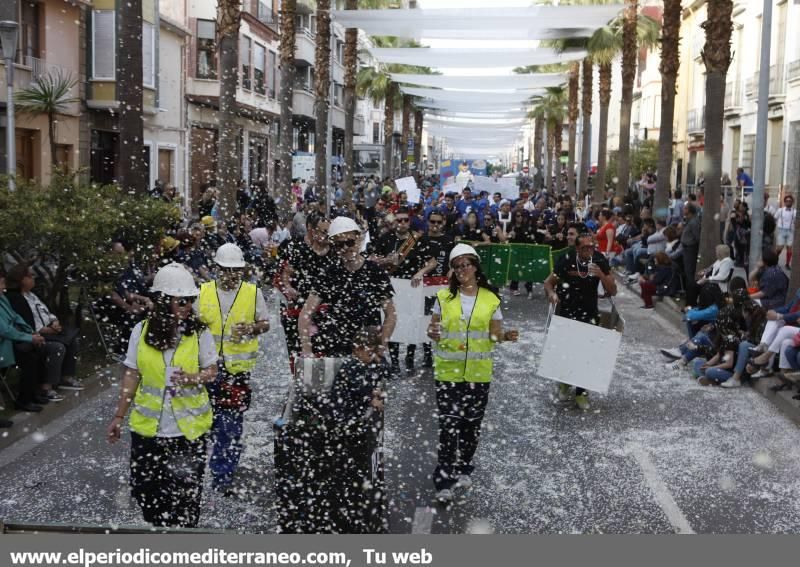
[427,244,518,504]
[107,263,218,528]
[428,244,519,502]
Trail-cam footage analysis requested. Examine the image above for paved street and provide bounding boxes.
[1,286,800,533]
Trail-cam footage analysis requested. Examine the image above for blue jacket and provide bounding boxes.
[686,304,719,322]
[776,289,800,323]
[0,295,34,369]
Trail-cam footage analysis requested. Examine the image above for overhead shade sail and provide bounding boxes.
[426,124,523,136]
[330,6,624,40]
[367,47,588,69]
[400,86,537,104]
[425,116,527,128]
[390,73,567,91]
[426,110,529,119]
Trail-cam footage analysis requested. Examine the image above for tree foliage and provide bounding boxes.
[604,140,660,188]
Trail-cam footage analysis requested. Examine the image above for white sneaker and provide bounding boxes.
[720,378,741,389]
[665,360,685,371]
[751,369,773,379]
[455,475,473,490]
[626,274,639,283]
[512,290,521,296]
[660,347,682,360]
[435,488,454,503]
[527,291,533,299]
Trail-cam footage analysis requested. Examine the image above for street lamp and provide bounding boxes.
[0,20,18,192]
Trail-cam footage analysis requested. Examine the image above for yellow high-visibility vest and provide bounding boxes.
[434,288,500,383]
[129,321,213,440]
[198,281,260,374]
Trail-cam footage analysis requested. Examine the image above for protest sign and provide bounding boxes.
[395,177,421,204]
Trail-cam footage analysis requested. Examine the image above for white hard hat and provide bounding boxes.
[449,243,479,265]
[150,262,200,297]
[328,216,361,238]
[214,243,246,268]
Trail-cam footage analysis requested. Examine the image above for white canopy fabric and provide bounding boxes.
[390,73,567,91]
[426,110,529,119]
[330,6,624,40]
[425,116,527,128]
[401,86,537,104]
[417,101,531,113]
[367,47,588,69]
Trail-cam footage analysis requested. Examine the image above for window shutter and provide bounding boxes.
[143,22,155,88]
[92,11,115,80]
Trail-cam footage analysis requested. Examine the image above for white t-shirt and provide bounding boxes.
[432,292,503,321]
[776,207,796,231]
[23,291,56,331]
[193,284,269,322]
[124,322,218,438]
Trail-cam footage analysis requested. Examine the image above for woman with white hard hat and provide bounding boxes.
[298,216,397,357]
[427,244,519,504]
[107,262,218,528]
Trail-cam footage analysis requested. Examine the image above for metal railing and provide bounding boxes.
[252,2,278,26]
[769,63,785,95]
[687,106,705,133]
[724,82,742,108]
[745,75,757,99]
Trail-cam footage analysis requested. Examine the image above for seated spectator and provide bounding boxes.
[749,247,788,310]
[638,252,676,309]
[622,218,657,277]
[683,282,726,337]
[697,244,735,292]
[0,269,47,416]
[5,262,81,399]
[721,298,767,389]
[690,304,741,386]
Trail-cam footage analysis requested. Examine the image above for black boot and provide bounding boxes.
[405,344,416,370]
[423,343,433,368]
[389,342,401,374]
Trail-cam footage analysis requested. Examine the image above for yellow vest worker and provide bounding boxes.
[198,280,259,374]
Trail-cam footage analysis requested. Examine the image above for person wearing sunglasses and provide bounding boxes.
[108,262,218,528]
[775,194,795,270]
[426,244,518,503]
[197,243,270,496]
[544,233,617,410]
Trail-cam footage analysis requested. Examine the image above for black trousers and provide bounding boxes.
[682,245,699,306]
[12,343,45,405]
[433,381,490,491]
[129,432,207,528]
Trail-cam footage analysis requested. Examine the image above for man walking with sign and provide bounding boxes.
[543,233,617,410]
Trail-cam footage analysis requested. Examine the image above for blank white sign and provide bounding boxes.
[536,314,621,394]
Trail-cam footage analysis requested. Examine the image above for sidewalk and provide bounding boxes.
[616,271,800,427]
[0,363,123,451]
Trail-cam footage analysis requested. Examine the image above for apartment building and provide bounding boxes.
[0,0,83,185]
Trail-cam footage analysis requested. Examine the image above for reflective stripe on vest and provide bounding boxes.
[433,288,500,383]
[128,321,213,441]
[198,281,260,374]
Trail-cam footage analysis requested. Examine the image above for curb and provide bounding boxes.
[614,271,800,426]
[0,363,123,451]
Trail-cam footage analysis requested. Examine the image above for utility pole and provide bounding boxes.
[750,0,772,269]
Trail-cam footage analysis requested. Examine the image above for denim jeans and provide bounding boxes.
[679,331,713,363]
[783,346,800,370]
[209,408,245,491]
[691,357,734,383]
[734,341,755,375]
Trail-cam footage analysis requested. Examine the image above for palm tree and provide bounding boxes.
[277,0,298,212]
[401,94,413,175]
[216,0,242,216]
[356,65,398,178]
[116,0,146,194]
[530,87,567,191]
[578,57,593,197]
[14,69,78,171]
[566,62,579,195]
[616,0,639,197]
[314,0,332,193]
[698,0,734,270]
[654,0,682,218]
[533,115,544,189]
[413,109,423,177]
[342,0,390,201]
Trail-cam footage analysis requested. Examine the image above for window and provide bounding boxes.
[267,51,277,98]
[241,36,252,90]
[254,43,266,95]
[143,22,156,88]
[333,83,344,107]
[92,11,115,80]
[196,19,217,79]
[158,147,175,184]
[373,122,380,144]
[19,1,41,63]
[292,127,300,151]
[257,0,275,24]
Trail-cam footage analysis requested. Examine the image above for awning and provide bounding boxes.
[390,73,567,91]
[367,47,588,69]
[400,86,538,104]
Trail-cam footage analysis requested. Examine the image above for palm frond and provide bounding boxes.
[14,68,79,116]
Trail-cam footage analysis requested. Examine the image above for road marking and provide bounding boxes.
[411,506,434,534]
[628,444,695,534]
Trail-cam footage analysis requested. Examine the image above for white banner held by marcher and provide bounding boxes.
[389,277,427,344]
[396,176,421,204]
[473,176,519,200]
[537,308,621,394]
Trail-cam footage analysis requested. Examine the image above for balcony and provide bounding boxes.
[246,1,279,29]
[724,81,742,108]
[788,60,800,83]
[355,115,366,137]
[745,75,757,100]
[292,87,315,119]
[295,28,315,66]
[687,106,705,134]
[769,64,785,97]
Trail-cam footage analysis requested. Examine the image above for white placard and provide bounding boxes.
[389,277,427,345]
[472,175,519,200]
[536,313,621,394]
[395,176,421,204]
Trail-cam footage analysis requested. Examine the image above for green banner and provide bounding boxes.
[465,243,559,284]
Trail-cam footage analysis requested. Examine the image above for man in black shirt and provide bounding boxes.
[372,207,436,372]
[543,233,617,410]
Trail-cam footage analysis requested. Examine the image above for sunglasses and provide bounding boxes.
[333,238,358,249]
[428,219,443,225]
[396,218,410,223]
[452,261,474,271]
[174,297,195,307]
[219,267,242,273]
